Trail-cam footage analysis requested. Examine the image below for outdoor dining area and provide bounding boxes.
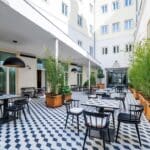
[0,56,149,149]
[0,86,150,150]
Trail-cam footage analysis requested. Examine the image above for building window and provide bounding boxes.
[89,46,94,57]
[62,2,68,16]
[102,47,108,55]
[77,15,83,27]
[77,40,82,47]
[101,25,108,34]
[125,0,132,7]
[112,22,120,32]
[126,44,132,52]
[89,3,93,12]
[113,45,119,53]
[89,25,93,34]
[124,19,133,30]
[101,4,108,13]
[112,1,119,10]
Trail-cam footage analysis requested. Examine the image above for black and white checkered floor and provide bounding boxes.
[0,91,150,150]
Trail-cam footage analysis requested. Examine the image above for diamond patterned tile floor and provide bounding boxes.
[0,91,150,150]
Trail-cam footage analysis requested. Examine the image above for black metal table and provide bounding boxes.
[81,98,121,141]
[81,98,121,109]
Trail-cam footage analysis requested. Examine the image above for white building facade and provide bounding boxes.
[0,0,141,94]
[135,0,150,41]
[95,0,136,87]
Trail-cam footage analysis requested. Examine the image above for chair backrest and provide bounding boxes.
[83,111,110,129]
[115,86,124,93]
[64,99,80,113]
[14,98,28,105]
[88,94,98,99]
[115,92,126,100]
[120,92,126,97]
[129,105,144,122]
[101,93,111,99]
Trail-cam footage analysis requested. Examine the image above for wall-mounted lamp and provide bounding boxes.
[3,57,25,68]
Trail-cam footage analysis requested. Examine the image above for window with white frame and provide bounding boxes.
[101,4,108,13]
[62,2,68,16]
[113,45,119,53]
[125,44,132,52]
[125,0,132,7]
[101,25,108,34]
[112,1,119,10]
[112,22,120,32]
[89,3,93,13]
[77,40,82,47]
[77,15,83,27]
[124,19,133,30]
[89,25,93,34]
[89,46,94,57]
[102,47,108,55]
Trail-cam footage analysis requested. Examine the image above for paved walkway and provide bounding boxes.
[0,91,150,150]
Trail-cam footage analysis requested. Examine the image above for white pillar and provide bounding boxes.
[88,60,91,90]
[55,39,59,66]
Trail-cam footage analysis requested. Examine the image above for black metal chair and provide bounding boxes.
[101,94,115,127]
[5,102,27,126]
[116,104,144,146]
[64,99,83,134]
[14,97,30,114]
[114,92,126,109]
[115,85,124,93]
[88,94,98,99]
[83,111,111,150]
[0,101,3,116]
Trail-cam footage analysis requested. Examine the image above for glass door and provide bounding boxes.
[9,68,16,94]
[0,67,6,95]
[77,73,82,86]
[0,51,16,94]
[107,68,127,87]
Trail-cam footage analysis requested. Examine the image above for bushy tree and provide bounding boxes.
[128,39,150,99]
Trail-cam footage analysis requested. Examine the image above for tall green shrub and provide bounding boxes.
[128,39,150,99]
[83,72,96,87]
[44,56,64,95]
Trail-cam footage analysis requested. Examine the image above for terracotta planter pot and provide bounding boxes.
[132,89,139,100]
[62,94,72,104]
[138,93,150,121]
[130,88,134,93]
[145,101,150,121]
[138,94,147,114]
[45,94,62,108]
[97,83,105,89]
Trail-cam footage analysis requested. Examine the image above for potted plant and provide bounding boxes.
[83,72,96,92]
[97,67,105,89]
[61,86,72,103]
[44,56,65,108]
[128,39,150,120]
